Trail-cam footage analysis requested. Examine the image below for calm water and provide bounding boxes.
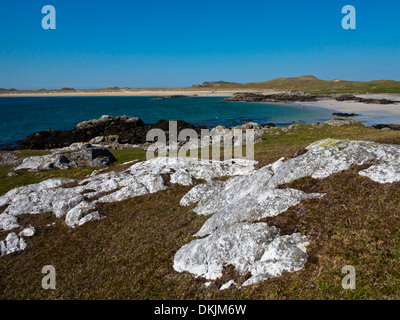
[0,96,338,146]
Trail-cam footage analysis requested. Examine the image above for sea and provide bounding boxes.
[0,96,394,147]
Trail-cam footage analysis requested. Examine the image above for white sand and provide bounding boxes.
[310,94,400,116]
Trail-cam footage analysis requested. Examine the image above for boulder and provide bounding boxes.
[0,157,256,232]
[14,148,116,172]
[0,151,21,166]
[324,119,360,126]
[173,223,308,286]
[0,232,27,256]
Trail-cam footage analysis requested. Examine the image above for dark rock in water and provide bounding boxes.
[335,94,395,105]
[226,92,397,105]
[373,124,400,130]
[332,112,360,117]
[163,95,188,99]
[16,115,203,150]
[225,92,320,103]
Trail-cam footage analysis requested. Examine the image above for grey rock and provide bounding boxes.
[0,213,19,231]
[220,280,236,290]
[14,148,116,172]
[175,138,400,286]
[0,151,21,166]
[0,232,27,256]
[0,157,256,231]
[173,223,308,285]
[65,201,99,228]
[19,227,35,237]
[324,119,360,126]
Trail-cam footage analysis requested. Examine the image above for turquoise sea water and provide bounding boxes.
[0,96,340,146]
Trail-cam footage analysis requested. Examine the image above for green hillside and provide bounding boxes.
[191,75,400,94]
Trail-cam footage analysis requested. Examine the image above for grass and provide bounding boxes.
[192,75,400,94]
[0,147,147,196]
[1,123,400,299]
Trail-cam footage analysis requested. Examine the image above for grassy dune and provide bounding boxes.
[192,75,400,94]
[1,124,400,299]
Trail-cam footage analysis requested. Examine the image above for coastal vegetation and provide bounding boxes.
[1,122,400,299]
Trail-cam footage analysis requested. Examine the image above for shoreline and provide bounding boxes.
[0,90,259,98]
[2,90,400,114]
[309,93,400,116]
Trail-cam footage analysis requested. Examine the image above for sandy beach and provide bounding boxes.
[2,91,400,119]
[310,93,400,116]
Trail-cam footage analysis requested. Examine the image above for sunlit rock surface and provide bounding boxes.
[0,157,256,232]
[173,223,308,286]
[174,139,400,286]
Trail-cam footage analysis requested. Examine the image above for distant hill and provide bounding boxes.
[192,81,238,88]
[1,75,400,94]
[191,75,400,94]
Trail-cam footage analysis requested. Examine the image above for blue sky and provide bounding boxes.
[1,0,399,89]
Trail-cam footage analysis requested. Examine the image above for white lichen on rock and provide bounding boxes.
[174,138,400,287]
[0,157,256,233]
[0,232,27,256]
[173,223,308,286]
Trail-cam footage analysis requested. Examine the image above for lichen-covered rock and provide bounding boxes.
[0,232,27,256]
[65,201,99,228]
[0,151,21,166]
[14,148,116,172]
[0,157,256,232]
[0,214,19,231]
[173,223,308,286]
[175,138,400,286]
[193,188,323,237]
[324,119,360,126]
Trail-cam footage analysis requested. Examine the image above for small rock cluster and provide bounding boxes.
[14,147,116,172]
[0,157,255,255]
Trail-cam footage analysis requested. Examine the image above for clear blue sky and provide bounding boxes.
[1,0,399,89]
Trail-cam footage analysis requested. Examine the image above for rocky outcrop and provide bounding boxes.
[14,148,116,172]
[0,227,35,256]
[174,138,400,287]
[324,119,360,126]
[0,157,256,232]
[174,223,308,287]
[0,232,27,256]
[373,124,400,131]
[225,92,319,103]
[15,115,203,150]
[335,94,395,105]
[0,151,22,166]
[225,92,397,105]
